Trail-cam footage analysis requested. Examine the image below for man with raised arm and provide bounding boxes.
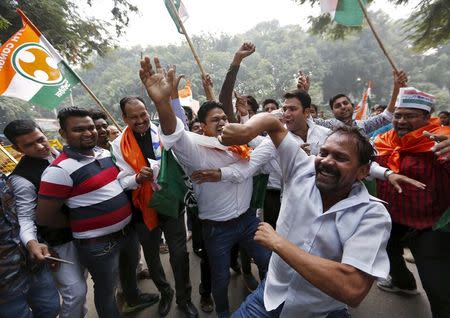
[139,56,271,318]
[219,42,256,123]
[218,112,392,318]
[298,71,407,136]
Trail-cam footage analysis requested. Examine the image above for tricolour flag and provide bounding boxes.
[353,81,372,120]
[164,0,189,34]
[320,0,366,27]
[178,80,193,106]
[0,9,79,109]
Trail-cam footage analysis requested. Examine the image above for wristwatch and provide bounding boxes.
[384,169,395,179]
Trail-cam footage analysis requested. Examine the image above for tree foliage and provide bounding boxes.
[1,11,449,131]
[0,0,138,64]
[293,0,450,51]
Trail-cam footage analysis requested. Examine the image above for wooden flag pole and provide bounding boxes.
[78,79,123,132]
[140,51,145,98]
[166,0,216,100]
[356,0,399,73]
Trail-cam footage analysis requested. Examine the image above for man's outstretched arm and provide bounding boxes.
[221,112,287,148]
[139,56,176,135]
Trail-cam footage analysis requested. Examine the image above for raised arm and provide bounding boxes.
[386,70,408,114]
[219,42,256,123]
[220,112,287,148]
[296,70,310,92]
[140,57,176,135]
[169,65,189,129]
[202,73,215,101]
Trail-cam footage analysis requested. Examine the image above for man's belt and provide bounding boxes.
[75,223,132,246]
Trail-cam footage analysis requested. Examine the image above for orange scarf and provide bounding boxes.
[228,145,252,160]
[120,127,158,230]
[374,118,450,173]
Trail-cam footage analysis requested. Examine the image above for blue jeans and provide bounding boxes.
[76,235,124,318]
[0,268,60,318]
[232,280,351,318]
[202,208,271,316]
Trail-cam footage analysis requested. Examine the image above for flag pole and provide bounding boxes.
[166,0,215,100]
[140,51,145,98]
[78,79,123,132]
[356,0,399,73]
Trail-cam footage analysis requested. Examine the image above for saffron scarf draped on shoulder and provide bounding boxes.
[374,118,450,173]
[120,127,158,230]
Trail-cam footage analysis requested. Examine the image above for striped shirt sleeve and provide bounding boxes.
[39,166,73,200]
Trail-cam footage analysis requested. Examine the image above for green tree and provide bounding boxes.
[293,0,450,51]
[0,0,138,64]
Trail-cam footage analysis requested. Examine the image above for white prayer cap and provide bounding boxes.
[395,87,435,112]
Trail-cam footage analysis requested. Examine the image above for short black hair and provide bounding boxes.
[189,117,201,131]
[328,125,375,165]
[58,107,91,130]
[262,99,279,109]
[283,89,311,109]
[183,106,194,122]
[310,104,318,112]
[3,120,42,145]
[119,96,146,114]
[329,94,350,109]
[245,95,259,113]
[438,110,449,116]
[197,101,224,123]
[90,110,108,122]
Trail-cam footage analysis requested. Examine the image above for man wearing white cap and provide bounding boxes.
[374,86,450,317]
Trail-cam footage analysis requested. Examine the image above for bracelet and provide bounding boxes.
[384,169,395,179]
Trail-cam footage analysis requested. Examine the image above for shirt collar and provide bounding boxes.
[63,145,104,161]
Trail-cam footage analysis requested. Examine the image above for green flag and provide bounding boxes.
[334,0,366,27]
[433,207,450,232]
[149,148,197,218]
[250,174,269,209]
[164,0,189,34]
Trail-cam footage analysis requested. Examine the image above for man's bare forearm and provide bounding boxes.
[156,99,177,135]
[273,237,373,307]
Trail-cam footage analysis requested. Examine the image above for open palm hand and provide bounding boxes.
[139,56,174,105]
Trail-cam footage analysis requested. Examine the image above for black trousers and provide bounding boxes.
[120,212,192,305]
[189,208,211,297]
[387,222,450,318]
[263,189,281,229]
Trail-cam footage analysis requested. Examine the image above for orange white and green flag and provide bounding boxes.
[320,0,366,27]
[0,9,80,109]
[353,81,372,120]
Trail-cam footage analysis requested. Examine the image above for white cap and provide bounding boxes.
[395,87,435,112]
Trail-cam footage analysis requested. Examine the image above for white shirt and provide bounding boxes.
[264,132,391,318]
[160,118,253,221]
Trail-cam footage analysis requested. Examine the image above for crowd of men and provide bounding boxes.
[0,42,449,318]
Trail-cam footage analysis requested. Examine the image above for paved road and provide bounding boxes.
[85,244,432,318]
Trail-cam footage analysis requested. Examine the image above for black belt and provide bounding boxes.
[75,223,131,246]
[201,208,254,226]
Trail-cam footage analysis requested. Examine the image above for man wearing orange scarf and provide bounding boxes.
[374,86,450,317]
[112,96,197,318]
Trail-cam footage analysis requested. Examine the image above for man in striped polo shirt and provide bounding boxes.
[35,107,157,318]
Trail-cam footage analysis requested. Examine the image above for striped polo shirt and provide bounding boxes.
[39,146,131,239]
